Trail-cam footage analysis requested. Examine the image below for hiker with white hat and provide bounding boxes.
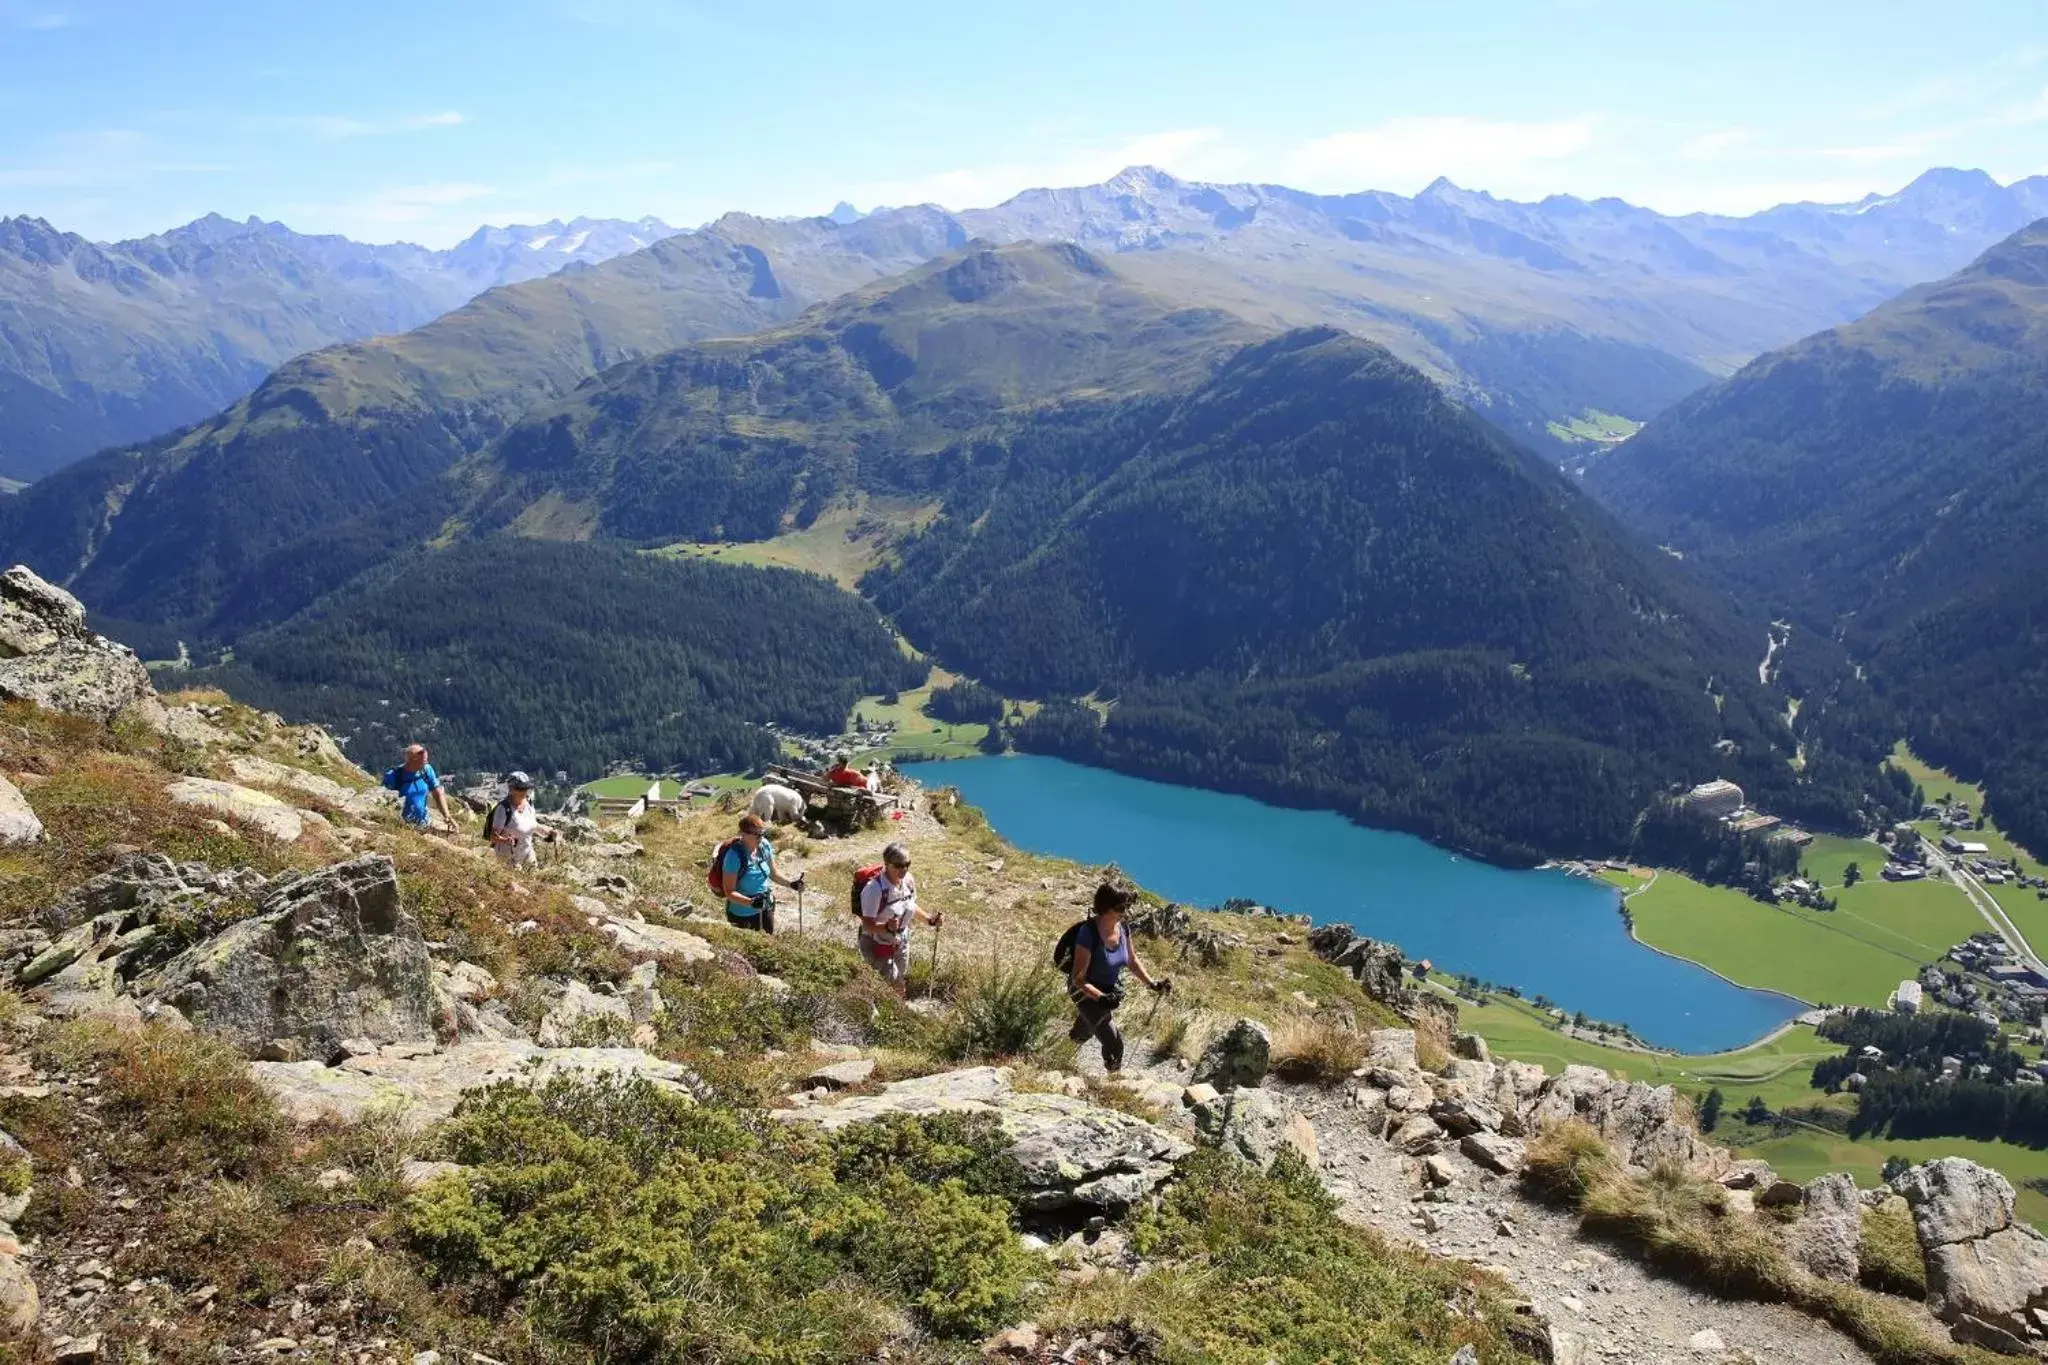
[485,772,558,868]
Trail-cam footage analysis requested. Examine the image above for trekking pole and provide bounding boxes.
[928,916,943,998]
[797,877,806,936]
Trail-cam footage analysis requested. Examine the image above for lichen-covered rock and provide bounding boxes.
[252,1039,701,1127]
[139,854,436,1059]
[0,565,157,723]
[226,755,380,813]
[1521,1065,1726,1176]
[592,911,716,962]
[1461,1132,1525,1175]
[1896,1157,2018,1246]
[165,777,305,843]
[0,776,40,848]
[1789,1172,1862,1283]
[1193,1087,1318,1171]
[535,979,632,1046]
[781,1066,1190,1213]
[1894,1158,2048,1344]
[1191,1018,1271,1090]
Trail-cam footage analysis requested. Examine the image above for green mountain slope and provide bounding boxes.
[1585,219,2048,851]
[0,210,966,626]
[862,328,1853,863]
[456,241,1261,543]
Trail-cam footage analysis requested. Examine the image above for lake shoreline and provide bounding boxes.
[905,753,1807,1056]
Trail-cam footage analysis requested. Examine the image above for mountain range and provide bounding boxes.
[0,211,678,481]
[1586,218,2048,854]
[4,164,2043,492]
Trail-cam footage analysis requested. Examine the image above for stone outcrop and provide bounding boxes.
[0,565,157,725]
[165,777,305,843]
[1788,1173,1861,1283]
[782,1066,1190,1213]
[253,1038,702,1127]
[138,854,437,1059]
[1307,925,1455,1028]
[1522,1065,1728,1177]
[1191,1018,1271,1090]
[1894,1157,2048,1352]
[535,979,633,1047]
[0,775,40,847]
[1192,1087,1318,1171]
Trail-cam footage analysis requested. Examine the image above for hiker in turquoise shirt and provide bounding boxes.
[719,813,805,932]
[383,744,456,829]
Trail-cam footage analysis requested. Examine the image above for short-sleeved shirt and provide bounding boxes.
[489,799,539,859]
[384,763,441,825]
[1074,919,1130,995]
[859,870,918,946]
[721,838,775,909]
[828,766,869,789]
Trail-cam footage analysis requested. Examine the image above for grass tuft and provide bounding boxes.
[1270,1018,1371,1086]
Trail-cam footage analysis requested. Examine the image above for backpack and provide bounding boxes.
[1052,919,1089,972]
[706,837,747,892]
[851,864,887,918]
[480,798,512,844]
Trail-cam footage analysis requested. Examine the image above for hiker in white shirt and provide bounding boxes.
[858,842,942,993]
[486,772,559,868]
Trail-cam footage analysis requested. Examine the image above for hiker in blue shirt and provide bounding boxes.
[719,813,805,932]
[383,744,457,830]
[1065,882,1170,1073]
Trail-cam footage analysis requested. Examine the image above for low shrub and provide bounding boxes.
[402,1073,1029,1359]
[47,1018,284,1178]
[1269,1019,1370,1086]
[946,962,1065,1061]
[1118,1149,1535,1362]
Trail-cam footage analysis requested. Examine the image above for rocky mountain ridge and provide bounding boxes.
[0,210,681,483]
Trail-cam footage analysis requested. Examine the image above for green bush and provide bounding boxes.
[827,1111,1021,1200]
[947,963,1065,1060]
[1120,1149,1531,1362]
[402,1074,1029,1359]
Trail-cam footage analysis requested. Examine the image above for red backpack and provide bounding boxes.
[707,838,747,892]
[851,864,887,917]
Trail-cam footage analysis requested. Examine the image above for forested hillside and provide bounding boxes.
[1586,220,2048,852]
[188,539,925,777]
[866,328,1874,863]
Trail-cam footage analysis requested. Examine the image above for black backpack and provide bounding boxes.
[481,798,512,843]
[1052,919,1089,972]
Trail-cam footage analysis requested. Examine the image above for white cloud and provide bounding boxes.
[1282,116,1596,195]
[836,127,1243,212]
[280,181,498,243]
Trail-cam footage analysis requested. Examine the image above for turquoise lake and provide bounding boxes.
[900,754,1803,1055]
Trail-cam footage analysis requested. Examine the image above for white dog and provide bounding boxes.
[749,782,806,824]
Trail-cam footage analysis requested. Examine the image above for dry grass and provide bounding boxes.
[1414,1009,1453,1073]
[1524,1121,2004,1365]
[1269,1017,1371,1086]
[1860,1196,1930,1300]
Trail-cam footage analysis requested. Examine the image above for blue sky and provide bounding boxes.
[3,0,2044,246]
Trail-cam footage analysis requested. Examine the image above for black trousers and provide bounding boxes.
[1070,994,1124,1072]
[727,899,776,933]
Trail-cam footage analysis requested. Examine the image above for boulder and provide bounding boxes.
[1390,1114,1446,1155]
[1756,1180,1806,1209]
[1191,1018,1272,1091]
[1453,1032,1492,1063]
[1521,1065,1727,1177]
[253,1039,701,1127]
[1461,1132,1526,1175]
[1719,1160,1778,1191]
[442,962,498,1002]
[806,1059,876,1090]
[1895,1158,2048,1342]
[536,980,632,1047]
[226,755,378,812]
[0,776,40,847]
[139,854,437,1059]
[1788,1172,1862,1283]
[1193,1088,1318,1172]
[0,565,157,724]
[1368,1028,1418,1071]
[593,912,716,962]
[166,778,305,843]
[781,1067,1190,1213]
[1896,1157,2018,1246]
[1429,1094,1503,1137]
[0,1232,34,1330]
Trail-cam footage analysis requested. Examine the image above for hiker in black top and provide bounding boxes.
[1066,882,1169,1073]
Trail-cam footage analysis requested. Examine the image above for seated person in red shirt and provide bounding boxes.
[825,751,869,789]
